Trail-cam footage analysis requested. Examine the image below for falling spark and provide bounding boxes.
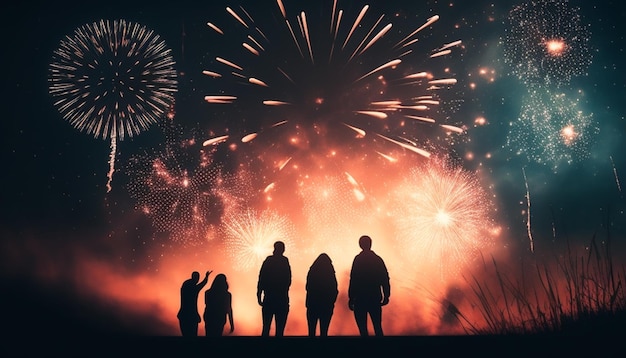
[203,135,230,146]
[522,167,534,253]
[376,151,398,162]
[263,100,290,106]
[216,57,244,71]
[417,100,440,105]
[439,40,462,50]
[405,72,429,79]
[300,12,314,64]
[406,115,436,123]
[610,155,622,193]
[278,157,292,170]
[428,78,457,86]
[354,59,402,83]
[226,7,249,28]
[395,15,439,48]
[440,124,464,133]
[243,43,260,56]
[356,111,388,119]
[202,70,222,78]
[263,182,276,193]
[242,133,258,143]
[345,172,359,187]
[207,22,224,35]
[355,23,393,59]
[430,49,451,58]
[372,100,402,106]
[343,123,366,137]
[249,77,269,87]
[342,5,369,50]
[106,134,117,193]
[376,133,431,158]
[204,96,237,104]
[277,0,287,18]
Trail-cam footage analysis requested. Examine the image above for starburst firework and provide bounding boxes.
[389,159,497,279]
[222,208,297,271]
[49,19,178,191]
[201,0,464,171]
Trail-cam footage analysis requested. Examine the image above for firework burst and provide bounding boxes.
[49,19,178,191]
[506,87,598,172]
[127,124,225,246]
[201,0,464,179]
[388,158,499,281]
[221,208,297,271]
[502,0,592,87]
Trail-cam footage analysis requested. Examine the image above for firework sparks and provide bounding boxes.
[506,87,598,172]
[201,0,463,167]
[222,209,297,271]
[48,19,177,192]
[127,126,224,246]
[502,0,592,87]
[389,159,498,280]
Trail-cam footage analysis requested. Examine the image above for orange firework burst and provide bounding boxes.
[545,38,567,57]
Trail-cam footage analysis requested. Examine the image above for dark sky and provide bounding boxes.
[2,0,626,340]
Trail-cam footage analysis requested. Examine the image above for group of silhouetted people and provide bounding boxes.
[177,270,235,337]
[177,235,390,337]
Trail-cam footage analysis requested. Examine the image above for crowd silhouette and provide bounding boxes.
[177,235,390,337]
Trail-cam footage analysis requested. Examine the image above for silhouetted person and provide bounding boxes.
[203,273,235,336]
[305,253,338,337]
[257,241,292,337]
[348,235,390,337]
[177,270,211,337]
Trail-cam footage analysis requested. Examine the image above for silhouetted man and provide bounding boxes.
[348,235,390,336]
[177,270,211,336]
[257,241,292,337]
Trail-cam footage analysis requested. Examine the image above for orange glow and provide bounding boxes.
[560,124,578,146]
[545,38,566,56]
[474,116,487,126]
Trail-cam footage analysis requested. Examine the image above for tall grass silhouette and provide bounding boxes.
[455,212,626,335]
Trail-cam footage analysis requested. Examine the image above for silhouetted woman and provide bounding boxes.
[305,253,338,337]
[203,273,234,336]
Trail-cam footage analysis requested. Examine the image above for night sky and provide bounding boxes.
[2,0,625,339]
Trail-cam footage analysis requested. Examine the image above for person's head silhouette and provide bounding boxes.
[191,271,200,282]
[211,273,229,291]
[273,241,285,255]
[359,235,372,251]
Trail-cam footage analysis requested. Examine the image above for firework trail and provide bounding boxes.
[522,167,534,253]
[388,158,498,280]
[201,0,463,176]
[502,0,592,87]
[49,19,178,192]
[610,155,623,194]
